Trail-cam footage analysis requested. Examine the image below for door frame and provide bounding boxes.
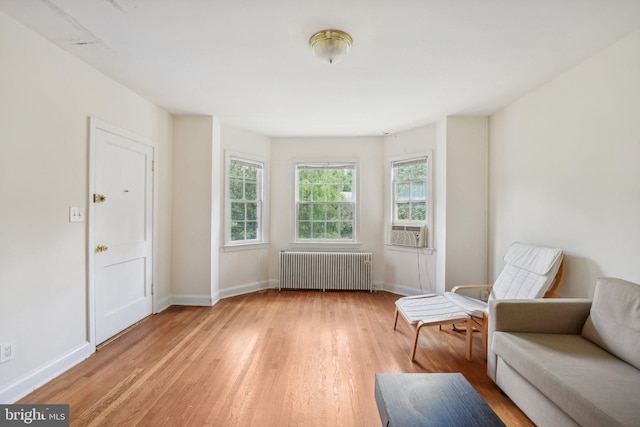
[87,117,158,352]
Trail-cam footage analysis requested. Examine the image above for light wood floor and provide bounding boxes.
[20,290,534,426]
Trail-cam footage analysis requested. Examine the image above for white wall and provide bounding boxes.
[218,125,271,297]
[171,116,217,306]
[0,11,173,400]
[383,125,438,295]
[437,116,488,292]
[269,137,385,285]
[489,29,640,297]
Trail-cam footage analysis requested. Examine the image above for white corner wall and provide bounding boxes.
[382,125,439,295]
[172,116,218,306]
[436,117,489,293]
[489,28,640,296]
[218,125,271,297]
[0,11,173,401]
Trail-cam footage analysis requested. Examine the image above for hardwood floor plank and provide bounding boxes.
[19,290,534,426]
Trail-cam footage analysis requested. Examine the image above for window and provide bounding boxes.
[295,162,356,242]
[392,154,431,224]
[226,153,266,245]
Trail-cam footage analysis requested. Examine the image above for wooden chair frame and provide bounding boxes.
[393,296,478,361]
[449,256,566,357]
[394,256,566,362]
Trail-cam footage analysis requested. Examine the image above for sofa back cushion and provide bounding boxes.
[582,277,640,370]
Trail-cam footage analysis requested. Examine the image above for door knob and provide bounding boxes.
[96,245,109,253]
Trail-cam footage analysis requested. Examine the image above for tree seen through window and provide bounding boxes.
[296,164,355,240]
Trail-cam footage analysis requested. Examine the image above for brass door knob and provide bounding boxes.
[96,245,109,253]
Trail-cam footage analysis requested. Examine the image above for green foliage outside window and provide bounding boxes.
[297,165,355,240]
[230,160,261,241]
[394,159,428,222]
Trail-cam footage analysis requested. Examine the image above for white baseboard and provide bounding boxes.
[155,295,173,313]
[219,281,270,299]
[0,342,92,404]
[171,294,215,307]
[379,282,430,296]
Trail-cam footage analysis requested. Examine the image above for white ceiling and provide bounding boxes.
[2,0,640,137]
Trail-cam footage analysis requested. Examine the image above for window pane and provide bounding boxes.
[298,204,311,221]
[312,204,325,220]
[326,184,342,201]
[230,163,243,178]
[397,203,410,220]
[245,182,257,200]
[230,179,243,199]
[246,221,257,239]
[326,221,339,238]
[412,202,427,220]
[326,169,340,182]
[412,181,426,200]
[311,170,325,183]
[340,221,353,239]
[231,224,245,241]
[299,184,312,201]
[231,202,245,220]
[396,183,410,201]
[298,221,311,239]
[312,185,325,201]
[311,222,326,239]
[396,166,412,181]
[245,166,257,180]
[325,204,338,221]
[339,204,353,220]
[415,164,427,178]
[299,169,313,183]
[246,203,257,221]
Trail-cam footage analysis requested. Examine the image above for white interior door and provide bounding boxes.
[93,125,153,344]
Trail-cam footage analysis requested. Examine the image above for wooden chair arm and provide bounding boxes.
[450,284,493,293]
[397,293,437,300]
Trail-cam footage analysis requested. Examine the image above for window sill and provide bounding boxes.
[224,242,269,252]
[385,244,435,255]
[289,241,362,251]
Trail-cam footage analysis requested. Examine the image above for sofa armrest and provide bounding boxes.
[490,299,592,335]
[487,298,592,382]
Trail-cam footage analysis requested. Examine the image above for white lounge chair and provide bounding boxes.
[393,242,566,362]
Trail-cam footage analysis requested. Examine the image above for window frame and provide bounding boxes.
[293,160,359,244]
[224,151,268,248]
[390,152,433,245]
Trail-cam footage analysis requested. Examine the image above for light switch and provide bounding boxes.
[69,207,85,222]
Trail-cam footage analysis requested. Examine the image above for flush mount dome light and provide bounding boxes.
[309,29,353,64]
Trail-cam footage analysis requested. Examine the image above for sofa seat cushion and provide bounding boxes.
[493,332,640,427]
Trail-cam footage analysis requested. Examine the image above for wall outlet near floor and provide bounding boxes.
[0,342,15,363]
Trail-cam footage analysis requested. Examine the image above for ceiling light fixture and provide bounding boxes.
[309,29,353,65]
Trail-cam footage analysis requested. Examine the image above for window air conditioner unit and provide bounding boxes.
[390,225,427,248]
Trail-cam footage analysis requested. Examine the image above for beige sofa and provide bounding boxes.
[487,277,640,427]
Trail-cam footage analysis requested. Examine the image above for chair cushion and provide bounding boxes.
[493,332,640,427]
[503,242,563,275]
[492,242,563,299]
[443,292,487,318]
[395,295,469,325]
[581,277,640,370]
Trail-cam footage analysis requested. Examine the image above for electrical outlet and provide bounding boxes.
[0,342,15,363]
